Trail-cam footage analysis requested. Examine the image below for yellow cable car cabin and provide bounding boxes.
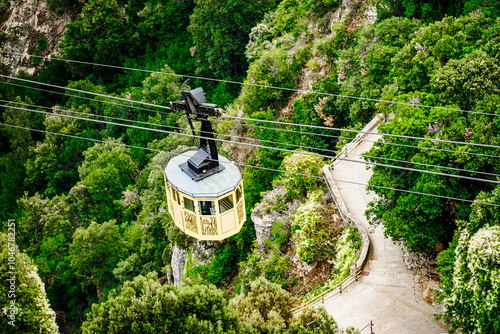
[163,87,246,240]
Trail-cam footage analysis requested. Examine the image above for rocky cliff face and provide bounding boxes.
[251,185,300,248]
[0,0,72,76]
[170,240,217,285]
[170,243,187,285]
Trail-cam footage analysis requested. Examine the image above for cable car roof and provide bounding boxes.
[164,150,242,198]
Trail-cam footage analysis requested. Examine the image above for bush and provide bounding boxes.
[291,191,337,264]
[275,151,325,200]
[240,47,297,116]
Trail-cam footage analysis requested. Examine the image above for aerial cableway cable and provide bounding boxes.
[11,73,489,159]
[5,98,500,180]
[205,116,500,178]
[8,77,486,160]
[2,78,499,162]
[4,79,500,164]
[2,122,500,208]
[221,114,500,151]
[3,103,500,185]
[2,80,173,116]
[2,50,499,118]
[1,75,500,153]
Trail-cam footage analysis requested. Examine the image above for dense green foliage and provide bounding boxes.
[365,90,500,253]
[0,233,58,333]
[436,186,500,333]
[292,191,337,264]
[1,0,500,332]
[82,273,355,334]
[189,0,277,81]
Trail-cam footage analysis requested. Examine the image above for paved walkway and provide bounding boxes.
[323,129,447,334]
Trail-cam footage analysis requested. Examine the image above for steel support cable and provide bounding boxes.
[3,79,348,145]
[6,98,500,179]
[5,103,500,185]
[2,50,499,118]
[1,122,165,152]
[2,122,500,208]
[3,79,498,160]
[199,116,500,162]
[4,83,499,162]
[0,75,172,111]
[0,98,189,131]
[2,75,500,152]
[213,111,500,177]
[222,114,500,151]
[2,99,340,156]
[1,80,173,116]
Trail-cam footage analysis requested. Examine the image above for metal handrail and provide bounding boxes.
[323,176,349,225]
[291,267,363,315]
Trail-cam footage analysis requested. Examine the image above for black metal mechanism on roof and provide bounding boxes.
[169,87,224,181]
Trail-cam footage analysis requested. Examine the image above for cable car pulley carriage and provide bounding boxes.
[163,87,246,241]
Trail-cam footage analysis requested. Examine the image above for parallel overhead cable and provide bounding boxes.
[2,75,500,152]
[4,103,500,185]
[0,75,172,111]
[222,114,500,150]
[4,78,498,161]
[2,51,499,118]
[1,80,172,116]
[2,122,500,208]
[6,98,500,179]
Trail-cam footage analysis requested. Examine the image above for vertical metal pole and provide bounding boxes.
[182,92,199,148]
[370,320,374,334]
[355,256,358,281]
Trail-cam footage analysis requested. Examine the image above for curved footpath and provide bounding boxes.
[322,124,447,333]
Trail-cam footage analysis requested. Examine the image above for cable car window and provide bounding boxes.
[172,188,180,204]
[200,201,216,215]
[236,186,242,202]
[219,194,234,213]
[184,197,195,212]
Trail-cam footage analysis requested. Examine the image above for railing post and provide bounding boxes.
[355,256,359,281]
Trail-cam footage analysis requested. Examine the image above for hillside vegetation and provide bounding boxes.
[1,0,500,333]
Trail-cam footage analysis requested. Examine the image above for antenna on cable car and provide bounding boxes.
[163,87,246,241]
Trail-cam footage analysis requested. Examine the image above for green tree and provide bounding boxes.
[0,97,43,220]
[0,233,58,333]
[430,50,500,109]
[365,94,500,252]
[62,0,140,81]
[437,186,500,333]
[188,0,277,81]
[236,277,297,327]
[81,273,240,333]
[69,220,128,297]
[291,191,338,264]
[275,151,325,200]
[240,47,296,116]
[76,141,138,223]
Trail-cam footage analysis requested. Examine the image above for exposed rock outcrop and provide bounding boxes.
[170,240,217,285]
[251,185,300,248]
[171,243,187,285]
[0,0,72,76]
[401,245,441,305]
